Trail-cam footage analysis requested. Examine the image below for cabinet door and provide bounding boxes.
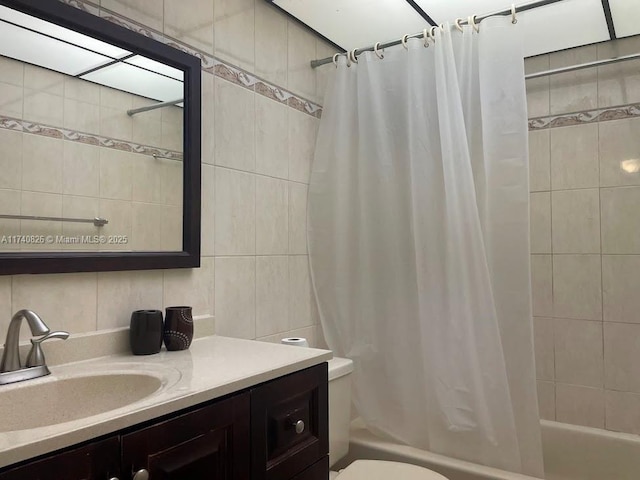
[121,392,250,480]
[291,458,329,480]
[0,437,120,480]
[251,363,328,480]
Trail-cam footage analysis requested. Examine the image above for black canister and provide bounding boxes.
[129,310,163,355]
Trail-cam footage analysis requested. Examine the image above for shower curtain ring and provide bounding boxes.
[455,18,464,32]
[429,26,438,42]
[439,23,446,32]
[401,34,410,49]
[374,42,384,59]
[470,15,480,32]
[423,29,429,47]
[511,4,518,24]
[349,48,359,64]
[332,53,340,67]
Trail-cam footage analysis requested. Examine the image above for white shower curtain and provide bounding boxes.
[308,17,544,478]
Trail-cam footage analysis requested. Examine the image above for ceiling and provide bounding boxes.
[0,5,183,104]
[272,0,640,59]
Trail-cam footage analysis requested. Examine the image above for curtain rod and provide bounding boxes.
[310,0,567,68]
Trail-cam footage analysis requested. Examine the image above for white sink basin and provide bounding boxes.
[0,365,180,432]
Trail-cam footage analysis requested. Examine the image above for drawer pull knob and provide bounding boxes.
[133,469,150,480]
[108,478,120,480]
[293,419,305,434]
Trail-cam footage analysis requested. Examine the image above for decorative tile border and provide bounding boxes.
[0,115,183,161]
[529,103,640,130]
[60,0,323,119]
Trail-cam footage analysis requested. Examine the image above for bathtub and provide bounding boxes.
[337,419,640,480]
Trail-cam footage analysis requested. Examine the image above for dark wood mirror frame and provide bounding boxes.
[0,0,201,275]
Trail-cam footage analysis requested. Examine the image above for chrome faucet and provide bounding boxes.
[0,310,69,385]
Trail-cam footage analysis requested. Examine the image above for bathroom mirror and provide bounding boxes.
[0,0,201,274]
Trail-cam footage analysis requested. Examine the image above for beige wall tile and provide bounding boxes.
[214,256,255,339]
[201,164,215,256]
[289,182,308,255]
[100,149,133,201]
[556,383,604,428]
[534,317,555,380]
[99,199,132,251]
[255,95,288,179]
[529,130,550,192]
[214,79,255,172]
[97,270,163,330]
[256,256,289,337]
[163,257,215,317]
[602,255,640,324]
[100,106,133,141]
[0,189,21,242]
[64,77,100,104]
[554,318,603,387]
[256,176,288,255]
[24,90,64,126]
[605,390,640,435]
[214,167,255,255]
[550,124,599,190]
[61,196,100,246]
[316,40,336,104]
[63,142,100,197]
[131,100,161,147]
[0,277,11,337]
[604,322,640,393]
[202,72,215,166]
[553,255,602,320]
[101,0,164,31]
[20,191,62,244]
[12,272,98,334]
[64,99,100,134]
[526,77,550,119]
[525,55,550,76]
[214,0,255,72]
[131,202,164,251]
[160,160,183,206]
[22,134,63,195]
[601,186,640,254]
[130,156,163,204]
[599,118,640,188]
[288,21,316,100]
[0,56,24,86]
[530,192,551,254]
[537,380,556,421]
[549,46,598,115]
[598,58,640,109]
[289,109,318,183]
[164,0,214,54]
[24,65,63,96]
[289,255,312,330]
[255,0,288,87]
[551,189,600,254]
[531,255,553,317]
[0,130,22,190]
[160,205,183,251]
[0,82,23,118]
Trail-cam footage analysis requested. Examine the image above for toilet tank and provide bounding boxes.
[328,357,354,467]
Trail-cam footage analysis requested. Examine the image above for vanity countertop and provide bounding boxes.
[0,335,332,468]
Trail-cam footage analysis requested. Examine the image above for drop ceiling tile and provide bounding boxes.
[609,0,640,38]
[274,0,429,50]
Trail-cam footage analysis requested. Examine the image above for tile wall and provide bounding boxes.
[527,35,640,434]
[0,0,336,347]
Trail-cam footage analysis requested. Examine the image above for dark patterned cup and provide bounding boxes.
[163,306,193,351]
[130,310,163,355]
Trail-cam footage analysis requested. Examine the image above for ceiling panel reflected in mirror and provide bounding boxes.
[0,0,200,273]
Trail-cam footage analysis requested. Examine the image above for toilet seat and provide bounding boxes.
[336,460,449,480]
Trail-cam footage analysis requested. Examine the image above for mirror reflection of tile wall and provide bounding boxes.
[0,56,183,252]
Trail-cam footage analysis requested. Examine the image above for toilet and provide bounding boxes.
[328,357,449,480]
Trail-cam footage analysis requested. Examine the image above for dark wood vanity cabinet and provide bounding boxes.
[0,364,328,480]
[0,437,121,480]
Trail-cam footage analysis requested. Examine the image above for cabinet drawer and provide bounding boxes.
[121,392,250,480]
[251,363,328,480]
[0,437,120,480]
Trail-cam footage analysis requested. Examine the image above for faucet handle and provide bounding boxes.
[25,331,69,368]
